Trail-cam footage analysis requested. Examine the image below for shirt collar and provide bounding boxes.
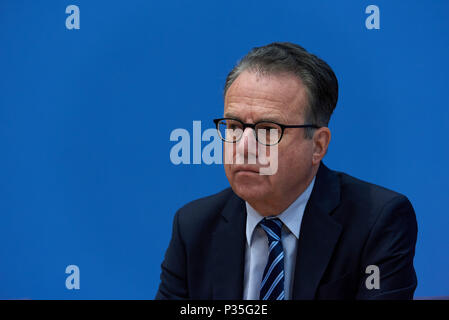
[245,176,316,246]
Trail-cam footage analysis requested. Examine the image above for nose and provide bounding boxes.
[236,127,258,163]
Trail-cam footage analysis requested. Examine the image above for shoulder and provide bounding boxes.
[174,187,237,238]
[177,187,235,218]
[335,169,410,210]
[329,168,416,237]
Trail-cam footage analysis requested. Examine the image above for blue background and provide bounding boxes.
[1,0,448,299]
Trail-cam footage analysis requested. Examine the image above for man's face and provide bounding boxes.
[223,70,315,209]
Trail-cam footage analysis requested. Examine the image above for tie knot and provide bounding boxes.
[260,218,282,242]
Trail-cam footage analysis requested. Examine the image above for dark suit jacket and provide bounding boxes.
[155,162,418,300]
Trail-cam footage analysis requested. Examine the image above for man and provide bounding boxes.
[156,42,418,300]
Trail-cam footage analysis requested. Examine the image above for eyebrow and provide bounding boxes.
[223,112,282,123]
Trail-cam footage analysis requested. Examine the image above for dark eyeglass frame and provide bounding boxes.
[213,117,321,146]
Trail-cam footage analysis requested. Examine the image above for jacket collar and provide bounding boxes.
[291,162,342,299]
[211,191,247,299]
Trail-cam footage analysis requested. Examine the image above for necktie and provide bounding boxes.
[259,218,285,300]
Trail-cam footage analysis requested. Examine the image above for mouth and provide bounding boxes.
[234,166,260,175]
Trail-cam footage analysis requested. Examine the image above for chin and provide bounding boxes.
[225,167,272,201]
[231,180,270,203]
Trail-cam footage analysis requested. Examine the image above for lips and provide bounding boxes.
[234,166,260,174]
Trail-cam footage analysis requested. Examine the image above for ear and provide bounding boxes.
[312,127,331,165]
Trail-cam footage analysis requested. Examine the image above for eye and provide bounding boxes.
[256,122,280,131]
[258,124,273,130]
[226,120,242,130]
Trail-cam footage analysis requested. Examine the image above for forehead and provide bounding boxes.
[224,70,308,121]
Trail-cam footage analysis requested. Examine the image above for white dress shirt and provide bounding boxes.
[243,177,316,300]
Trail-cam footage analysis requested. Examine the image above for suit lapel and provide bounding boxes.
[211,192,247,299]
[292,162,343,299]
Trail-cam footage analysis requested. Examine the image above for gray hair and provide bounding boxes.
[223,42,338,139]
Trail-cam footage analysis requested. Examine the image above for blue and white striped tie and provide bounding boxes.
[259,218,285,300]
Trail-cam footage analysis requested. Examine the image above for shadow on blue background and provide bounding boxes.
[0,0,448,299]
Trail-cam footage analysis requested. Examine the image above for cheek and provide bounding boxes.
[224,163,232,181]
[278,144,312,170]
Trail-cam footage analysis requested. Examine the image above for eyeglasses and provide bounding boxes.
[213,118,320,146]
